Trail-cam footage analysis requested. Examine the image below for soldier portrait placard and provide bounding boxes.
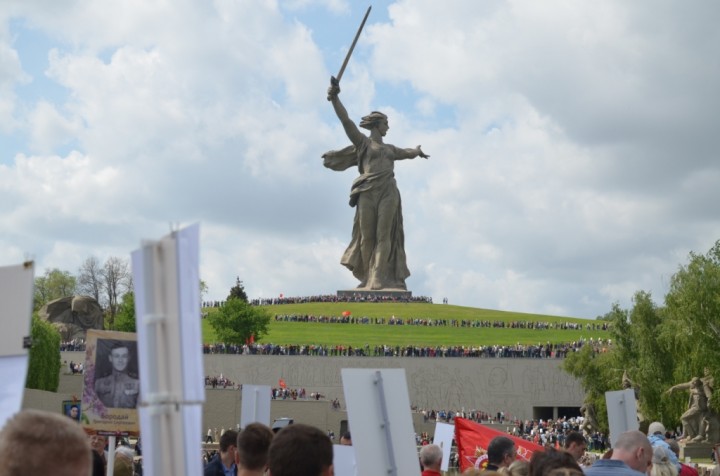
[62,400,81,422]
[81,329,140,436]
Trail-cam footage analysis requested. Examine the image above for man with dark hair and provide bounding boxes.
[268,424,333,476]
[204,429,238,476]
[529,448,583,475]
[0,409,92,476]
[94,341,139,408]
[235,423,273,476]
[484,436,516,472]
[563,431,587,462]
[340,431,352,446]
[66,404,81,421]
[419,444,443,476]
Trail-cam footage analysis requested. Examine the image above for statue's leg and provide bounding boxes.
[355,193,377,288]
[369,195,395,289]
[681,416,693,439]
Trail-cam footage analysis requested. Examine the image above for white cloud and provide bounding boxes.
[1,1,719,318]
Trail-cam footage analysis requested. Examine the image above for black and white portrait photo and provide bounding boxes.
[94,339,140,409]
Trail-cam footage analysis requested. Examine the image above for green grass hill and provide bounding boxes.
[201,302,610,347]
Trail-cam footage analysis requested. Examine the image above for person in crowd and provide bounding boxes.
[207,427,214,443]
[113,446,135,476]
[528,448,582,476]
[0,409,92,476]
[666,439,698,476]
[584,430,652,475]
[340,431,352,446]
[89,433,107,476]
[94,341,140,408]
[648,422,680,472]
[502,459,530,476]
[204,429,238,476]
[235,423,273,476]
[484,436,516,472]
[650,446,678,476]
[267,423,333,476]
[419,444,443,476]
[563,431,587,463]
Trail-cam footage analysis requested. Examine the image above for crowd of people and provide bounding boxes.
[273,313,611,331]
[61,340,87,352]
[202,337,610,359]
[200,292,434,308]
[2,407,718,476]
[205,374,237,389]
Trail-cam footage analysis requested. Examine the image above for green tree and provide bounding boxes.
[664,240,720,412]
[207,298,270,345]
[621,291,675,423]
[200,279,209,304]
[26,317,61,391]
[33,268,76,310]
[563,343,619,433]
[227,277,248,302]
[114,292,136,332]
[101,257,131,329]
[565,239,720,431]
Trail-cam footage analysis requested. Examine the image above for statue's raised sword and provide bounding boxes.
[328,5,372,100]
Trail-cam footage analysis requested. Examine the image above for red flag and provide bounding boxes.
[279,378,286,389]
[454,418,544,472]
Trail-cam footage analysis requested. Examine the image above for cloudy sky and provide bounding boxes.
[2,0,718,319]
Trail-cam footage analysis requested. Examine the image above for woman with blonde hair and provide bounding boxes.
[498,459,530,476]
[650,446,678,476]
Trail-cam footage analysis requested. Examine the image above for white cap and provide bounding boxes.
[648,421,666,435]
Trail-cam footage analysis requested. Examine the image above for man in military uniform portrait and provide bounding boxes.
[94,340,140,409]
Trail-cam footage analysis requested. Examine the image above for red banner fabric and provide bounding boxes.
[454,418,545,472]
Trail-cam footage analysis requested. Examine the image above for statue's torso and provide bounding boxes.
[360,139,395,174]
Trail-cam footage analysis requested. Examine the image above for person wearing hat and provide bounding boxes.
[647,422,680,472]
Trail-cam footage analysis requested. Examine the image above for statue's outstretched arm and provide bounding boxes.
[667,382,692,394]
[394,145,430,161]
[327,79,363,146]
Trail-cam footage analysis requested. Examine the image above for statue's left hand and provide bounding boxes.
[416,145,430,159]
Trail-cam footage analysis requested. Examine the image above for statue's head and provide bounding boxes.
[359,111,388,131]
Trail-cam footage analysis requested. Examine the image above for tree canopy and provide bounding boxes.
[207,297,270,346]
[563,240,720,433]
[114,292,136,333]
[33,268,76,310]
[26,317,61,391]
[227,277,248,302]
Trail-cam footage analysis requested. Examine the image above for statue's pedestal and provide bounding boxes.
[337,289,412,301]
[679,441,715,460]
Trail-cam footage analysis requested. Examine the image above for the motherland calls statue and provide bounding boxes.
[667,369,719,443]
[321,7,428,292]
[323,80,429,291]
[38,295,104,341]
